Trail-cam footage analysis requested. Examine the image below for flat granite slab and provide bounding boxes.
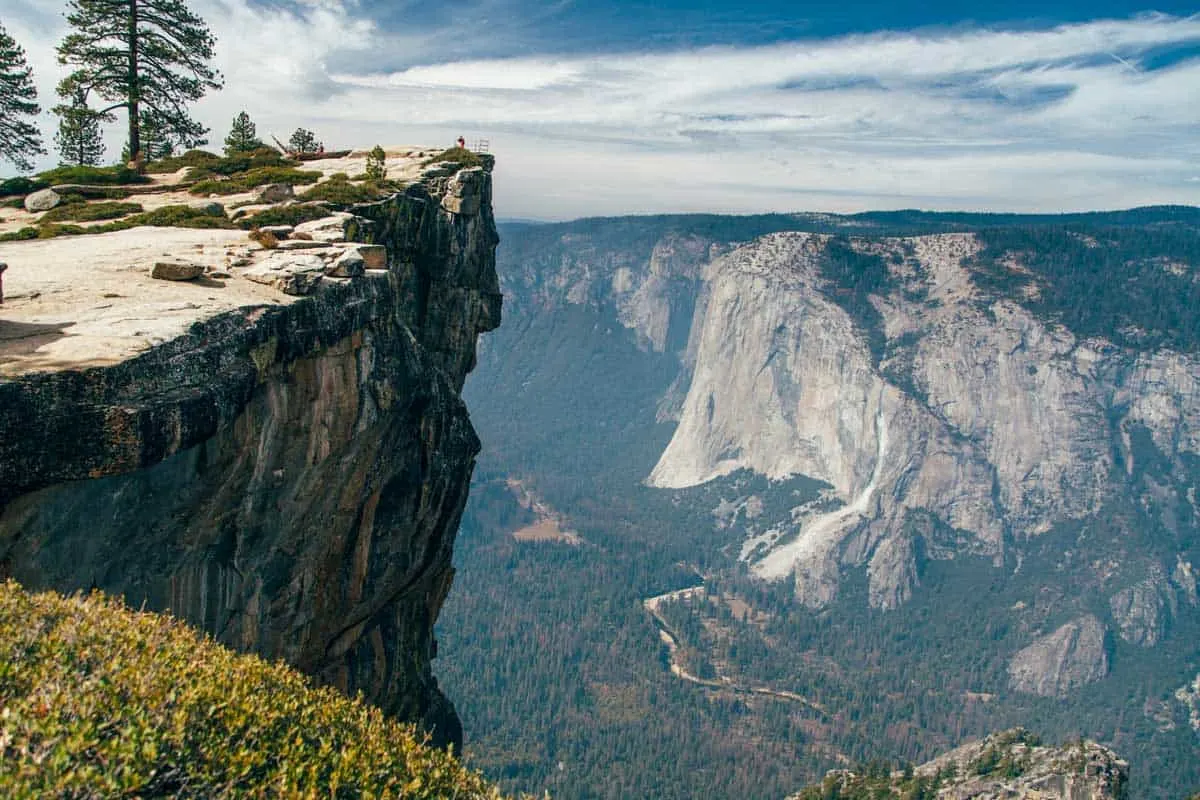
[0,227,289,378]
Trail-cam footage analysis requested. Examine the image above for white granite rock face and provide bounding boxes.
[648,232,1200,609]
[1008,615,1110,696]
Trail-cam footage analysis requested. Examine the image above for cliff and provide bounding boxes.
[0,148,500,748]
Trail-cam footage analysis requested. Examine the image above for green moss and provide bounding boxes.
[237,203,331,230]
[0,580,506,799]
[35,165,150,186]
[425,147,483,168]
[39,201,144,223]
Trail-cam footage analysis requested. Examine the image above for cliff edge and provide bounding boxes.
[0,147,500,748]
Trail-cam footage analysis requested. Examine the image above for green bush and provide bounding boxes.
[188,167,322,196]
[0,580,506,799]
[35,164,151,186]
[145,149,223,174]
[39,201,144,223]
[0,176,49,198]
[237,203,331,230]
[0,205,235,240]
[112,205,237,230]
[0,227,39,242]
[184,147,296,180]
[299,175,397,205]
[425,147,483,168]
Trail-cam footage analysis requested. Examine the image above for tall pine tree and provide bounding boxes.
[57,0,223,164]
[224,111,263,155]
[0,22,46,172]
[53,85,111,166]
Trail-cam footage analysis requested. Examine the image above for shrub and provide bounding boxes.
[188,167,322,196]
[184,147,296,181]
[39,201,144,223]
[144,149,222,174]
[35,164,150,186]
[299,176,395,205]
[249,229,280,248]
[0,580,506,799]
[0,176,49,198]
[237,203,331,230]
[0,227,39,242]
[113,205,237,230]
[425,147,483,168]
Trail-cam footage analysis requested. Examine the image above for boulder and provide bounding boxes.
[349,244,387,270]
[293,213,353,243]
[241,253,325,296]
[326,250,365,278]
[151,260,205,281]
[275,239,331,251]
[24,189,61,213]
[256,183,294,204]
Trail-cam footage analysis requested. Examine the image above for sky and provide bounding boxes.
[2,0,1198,219]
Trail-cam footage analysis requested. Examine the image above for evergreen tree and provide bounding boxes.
[364,145,387,181]
[0,22,45,172]
[56,0,223,164]
[223,111,263,155]
[53,85,111,166]
[287,128,322,155]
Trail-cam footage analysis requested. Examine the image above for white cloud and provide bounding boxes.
[3,3,1198,218]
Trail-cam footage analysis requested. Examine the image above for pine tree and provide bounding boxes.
[364,145,387,181]
[53,85,111,166]
[223,111,263,155]
[287,128,322,155]
[0,22,46,172]
[57,0,223,164]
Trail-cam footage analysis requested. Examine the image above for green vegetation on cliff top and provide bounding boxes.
[0,580,505,799]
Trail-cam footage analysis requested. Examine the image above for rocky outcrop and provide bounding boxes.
[1008,615,1110,697]
[1109,567,1176,647]
[792,729,1128,800]
[0,160,500,749]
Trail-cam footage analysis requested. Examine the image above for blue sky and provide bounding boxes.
[4,0,1199,218]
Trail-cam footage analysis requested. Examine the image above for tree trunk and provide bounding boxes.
[126,0,140,165]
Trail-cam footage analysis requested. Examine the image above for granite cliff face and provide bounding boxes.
[0,157,500,748]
